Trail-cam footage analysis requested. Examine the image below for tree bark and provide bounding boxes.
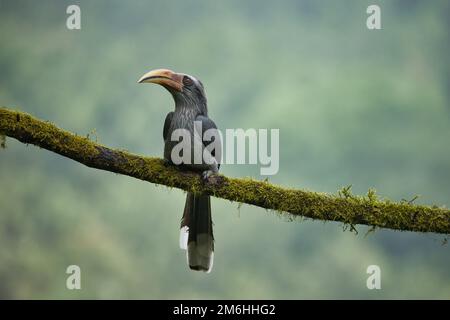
[1,107,449,235]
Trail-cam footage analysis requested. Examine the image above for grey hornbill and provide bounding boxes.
[138,69,220,272]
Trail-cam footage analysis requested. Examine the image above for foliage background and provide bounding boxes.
[0,0,449,299]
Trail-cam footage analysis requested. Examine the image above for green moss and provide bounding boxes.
[338,185,354,199]
[367,188,377,203]
[86,128,98,142]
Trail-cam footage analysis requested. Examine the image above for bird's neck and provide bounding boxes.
[173,94,208,117]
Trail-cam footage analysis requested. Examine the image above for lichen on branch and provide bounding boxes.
[1,107,449,235]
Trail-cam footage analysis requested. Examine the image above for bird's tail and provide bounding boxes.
[179,192,214,272]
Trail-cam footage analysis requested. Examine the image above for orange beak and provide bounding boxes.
[137,68,183,92]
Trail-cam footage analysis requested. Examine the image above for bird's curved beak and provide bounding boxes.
[137,69,183,92]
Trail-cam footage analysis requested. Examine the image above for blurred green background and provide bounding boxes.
[0,0,449,299]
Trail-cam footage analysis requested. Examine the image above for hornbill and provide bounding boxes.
[138,69,220,273]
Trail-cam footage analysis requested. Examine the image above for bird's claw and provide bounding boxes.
[202,170,215,182]
[202,169,224,186]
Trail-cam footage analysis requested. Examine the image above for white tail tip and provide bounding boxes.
[179,226,189,250]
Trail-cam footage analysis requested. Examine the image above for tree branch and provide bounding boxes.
[1,107,449,235]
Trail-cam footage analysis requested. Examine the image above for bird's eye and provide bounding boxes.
[183,76,193,86]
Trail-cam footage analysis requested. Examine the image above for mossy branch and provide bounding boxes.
[1,107,449,235]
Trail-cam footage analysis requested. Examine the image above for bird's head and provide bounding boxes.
[138,68,207,112]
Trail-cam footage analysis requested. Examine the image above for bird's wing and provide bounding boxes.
[163,111,174,141]
[195,115,221,168]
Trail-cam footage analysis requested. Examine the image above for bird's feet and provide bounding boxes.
[202,169,223,186]
[202,170,216,181]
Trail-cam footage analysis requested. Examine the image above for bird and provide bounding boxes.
[138,69,220,273]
